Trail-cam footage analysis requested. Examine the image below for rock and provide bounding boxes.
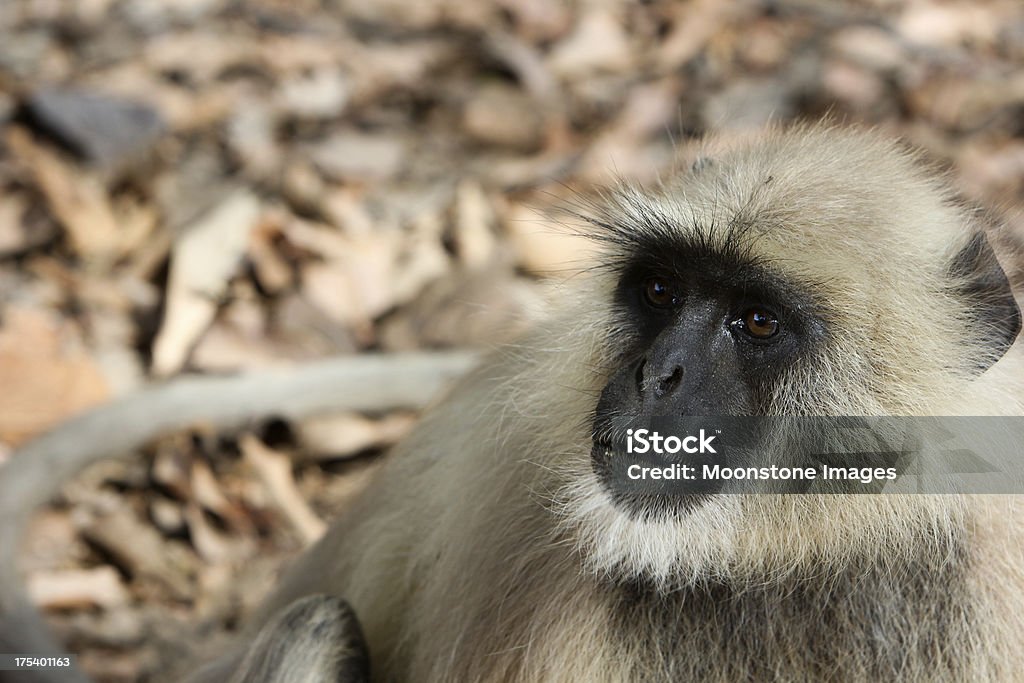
[21,87,165,169]
[310,131,406,183]
[227,101,279,178]
[822,60,886,113]
[897,3,999,49]
[830,26,906,73]
[702,78,797,132]
[0,29,52,81]
[277,67,350,120]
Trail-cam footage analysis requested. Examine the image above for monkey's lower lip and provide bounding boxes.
[589,438,708,476]
[591,439,616,460]
[590,438,632,478]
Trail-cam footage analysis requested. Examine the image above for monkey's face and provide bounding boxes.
[561,126,1022,585]
[589,244,828,513]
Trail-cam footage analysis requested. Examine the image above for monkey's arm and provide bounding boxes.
[0,351,476,683]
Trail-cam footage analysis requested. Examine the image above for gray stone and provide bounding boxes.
[21,87,165,169]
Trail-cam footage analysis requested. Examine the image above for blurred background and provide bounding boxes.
[1,0,1023,679]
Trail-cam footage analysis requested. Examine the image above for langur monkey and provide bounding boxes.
[7,123,1024,682]
[203,123,1024,682]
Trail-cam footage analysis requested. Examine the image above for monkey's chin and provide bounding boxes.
[557,470,743,588]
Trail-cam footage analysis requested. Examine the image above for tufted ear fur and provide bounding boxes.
[949,232,1021,373]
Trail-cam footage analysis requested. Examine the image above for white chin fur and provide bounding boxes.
[556,473,742,588]
[555,473,966,590]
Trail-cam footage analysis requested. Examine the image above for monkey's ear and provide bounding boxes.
[949,232,1021,372]
[228,595,370,683]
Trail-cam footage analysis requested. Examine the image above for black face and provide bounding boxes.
[590,245,827,515]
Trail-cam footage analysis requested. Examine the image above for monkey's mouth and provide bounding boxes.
[589,438,718,518]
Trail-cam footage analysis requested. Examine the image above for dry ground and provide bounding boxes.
[1,0,1023,679]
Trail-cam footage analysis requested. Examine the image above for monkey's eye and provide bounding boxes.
[642,277,678,309]
[733,308,781,340]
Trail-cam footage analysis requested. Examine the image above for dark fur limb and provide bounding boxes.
[0,352,476,683]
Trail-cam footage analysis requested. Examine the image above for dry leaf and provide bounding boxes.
[79,508,197,600]
[0,195,31,256]
[28,567,129,610]
[151,190,261,376]
[0,307,109,446]
[548,10,632,78]
[248,222,293,294]
[150,497,186,536]
[21,510,85,573]
[378,269,543,350]
[184,504,252,566]
[294,412,417,460]
[319,188,375,237]
[453,180,500,268]
[504,203,594,276]
[463,84,544,151]
[191,459,253,533]
[240,434,326,545]
[657,0,738,70]
[7,128,120,263]
[152,439,193,500]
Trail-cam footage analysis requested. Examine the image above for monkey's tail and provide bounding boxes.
[0,352,476,683]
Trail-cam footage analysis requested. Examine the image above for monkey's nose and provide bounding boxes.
[653,366,684,398]
[634,357,685,399]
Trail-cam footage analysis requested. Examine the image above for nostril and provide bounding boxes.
[655,366,683,397]
[634,358,646,392]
